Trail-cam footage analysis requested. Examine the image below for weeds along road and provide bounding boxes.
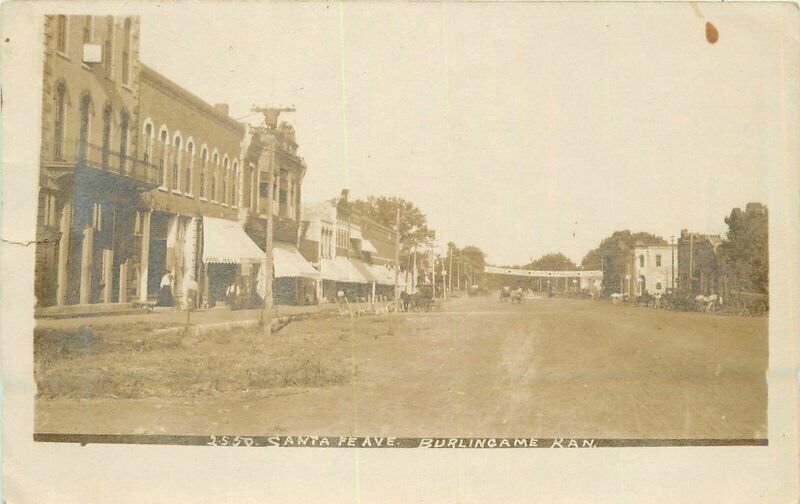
[35,296,767,439]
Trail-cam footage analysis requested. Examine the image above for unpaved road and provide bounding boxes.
[36,296,767,439]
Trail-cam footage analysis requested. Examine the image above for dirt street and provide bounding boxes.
[35,296,767,439]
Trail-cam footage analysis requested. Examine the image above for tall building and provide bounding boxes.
[37,15,150,307]
[35,15,315,311]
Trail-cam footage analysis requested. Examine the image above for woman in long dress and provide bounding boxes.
[157,271,174,307]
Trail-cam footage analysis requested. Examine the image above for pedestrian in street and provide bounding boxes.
[157,271,174,307]
[400,290,410,312]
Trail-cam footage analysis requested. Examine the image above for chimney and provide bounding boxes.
[214,103,230,116]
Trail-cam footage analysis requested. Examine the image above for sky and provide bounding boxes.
[139,2,780,266]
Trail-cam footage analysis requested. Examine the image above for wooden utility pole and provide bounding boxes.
[261,143,275,336]
[430,245,436,298]
[394,206,401,313]
[251,105,295,335]
[448,247,453,296]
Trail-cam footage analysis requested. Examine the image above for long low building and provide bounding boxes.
[300,196,404,303]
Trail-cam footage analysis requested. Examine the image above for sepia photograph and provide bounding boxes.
[27,4,775,447]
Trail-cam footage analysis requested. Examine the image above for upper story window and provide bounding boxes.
[82,16,93,44]
[104,16,115,79]
[101,104,113,167]
[172,135,182,190]
[222,157,229,204]
[232,161,239,207]
[656,255,662,268]
[78,94,92,156]
[56,15,67,53]
[53,82,67,161]
[159,128,169,187]
[199,148,208,198]
[211,152,219,200]
[143,122,153,164]
[121,18,132,85]
[639,255,645,268]
[185,141,194,194]
[119,111,130,168]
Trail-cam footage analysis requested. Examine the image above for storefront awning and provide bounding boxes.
[203,217,265,264]
[371,264,406,286]
[350,227,363,240]
[321,256,371,283]
[352,259,380,283]
[273,242,320,279]
[361,239,378,254]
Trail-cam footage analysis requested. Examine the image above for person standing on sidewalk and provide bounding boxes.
[157,271,174,307]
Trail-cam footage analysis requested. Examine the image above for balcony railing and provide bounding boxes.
[48,139,160,186]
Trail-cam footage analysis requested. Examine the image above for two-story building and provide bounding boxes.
[35,15,317,311]
[300,196,402,303]
[631,244,678,296]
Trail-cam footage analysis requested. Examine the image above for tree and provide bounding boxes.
[581,231,667,294]
[718,203,768,294]
[447,244,486,287]
[351,196,436,253]
[524,253,577,271]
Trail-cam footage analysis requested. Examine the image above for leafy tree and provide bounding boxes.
[351,195,436,253]
[444,244,486,287]
[718,203,768,294]
[581,231,667,294]
[524,253,577,271]
[335,189,353,221]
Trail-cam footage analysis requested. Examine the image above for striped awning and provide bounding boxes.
[273,242,320,280]
[321,256,370,283]
[202,217,264,264]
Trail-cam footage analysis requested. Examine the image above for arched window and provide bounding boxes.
[104,16,115,79]
[119,110,129,173]
[185,141,194,194]
[222,157,229,204]
[101,104,112,167]
[211,152,219,201]
[172,135,182,190]
[143,122,153,164]
[56,15,67,52]
[232,161,239,207]
[53,82,67,160]
[199,147,208,198]
[122,18,132,85]
[249,165,257,211]
[79,94,92,158]
[159,128,169,187]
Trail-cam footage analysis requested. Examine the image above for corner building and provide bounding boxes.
[35,15,315,310]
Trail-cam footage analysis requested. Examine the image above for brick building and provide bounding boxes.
[300,197,402,303]
[35,15,315,310]
[36,15,153,308]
